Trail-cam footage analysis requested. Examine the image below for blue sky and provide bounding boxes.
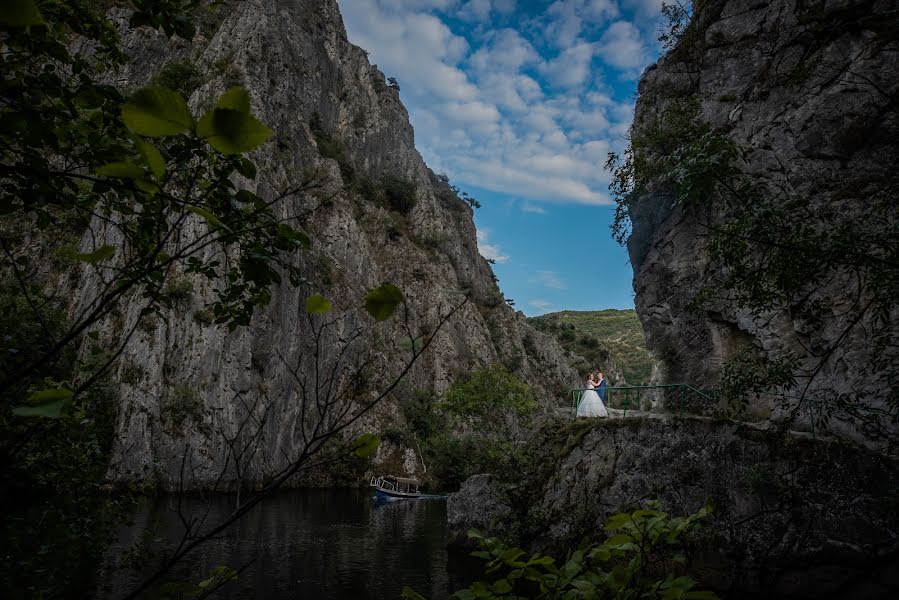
[335,0,667,315]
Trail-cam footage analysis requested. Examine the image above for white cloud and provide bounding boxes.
[529,299,553,312]
[541,41,595,88]
[459,0,493,22]
[542,0,620,48]
[477,228,509,263]
[337,0,656,210]
[531,270,568,290]
[596,21,646,71]
[521,200,547,214]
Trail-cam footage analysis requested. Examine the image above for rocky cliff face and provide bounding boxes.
[448,417,899,598]
[626,0,898,437]
[75,0,577,488]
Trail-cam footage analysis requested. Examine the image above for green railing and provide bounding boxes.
[569,384,895,441]
[570,383,716,419]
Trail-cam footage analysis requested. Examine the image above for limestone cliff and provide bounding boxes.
[72,0,577,488]
[448,417,899,598]
[626,0,898,439]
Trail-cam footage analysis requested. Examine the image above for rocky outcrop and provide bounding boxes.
[626,0,898,439]
[446,474,511,547]
[72,0,577,488]
[450,417,899,598]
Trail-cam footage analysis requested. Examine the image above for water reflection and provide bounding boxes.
[100,489,475,599]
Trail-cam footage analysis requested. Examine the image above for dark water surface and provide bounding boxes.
[100,489,477,599]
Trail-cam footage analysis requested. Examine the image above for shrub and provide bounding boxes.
[162,386,203,427]
[444,363,537,420]
[381,175,417,213]
[154,60,204,98]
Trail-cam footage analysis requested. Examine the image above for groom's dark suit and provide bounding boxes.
[597,378,607,401]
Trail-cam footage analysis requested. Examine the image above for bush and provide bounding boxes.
[154,59,204,98]
[162,385,203,427]
[444,363,537,420]
[381,175,417,213]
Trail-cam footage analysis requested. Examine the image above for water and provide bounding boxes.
[100,489,478,599]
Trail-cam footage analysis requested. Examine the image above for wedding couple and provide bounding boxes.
[577,371,609,418]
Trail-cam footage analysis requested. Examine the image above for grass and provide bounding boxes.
[528,309,656,384]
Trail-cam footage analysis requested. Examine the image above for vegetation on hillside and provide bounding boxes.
[385,364,538,491]
[529,310,655,384]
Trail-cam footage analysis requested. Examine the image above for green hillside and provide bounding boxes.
[529,309,655,384]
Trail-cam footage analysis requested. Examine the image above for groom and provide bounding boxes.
[595,370,608,401]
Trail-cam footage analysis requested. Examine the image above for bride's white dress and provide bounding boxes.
[577,382,608,418]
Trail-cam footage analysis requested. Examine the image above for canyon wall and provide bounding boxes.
[67,0,578,488]
[626,0,897,441]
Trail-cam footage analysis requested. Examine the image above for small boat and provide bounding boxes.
[369,475,422,500]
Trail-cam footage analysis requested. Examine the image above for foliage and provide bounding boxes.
[529,310,655,384]
[309,113,355,182]
[0,285,132,598]
[435,172,481,209]
[717,348,796,410]
[381,174,418,213]
[444,363,537,421]
[153,59,205,99]
[392,367,539,491]
[404,501,717,600]
[162,385,203,427]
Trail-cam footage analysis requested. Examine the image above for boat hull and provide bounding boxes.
[372,487,421,500]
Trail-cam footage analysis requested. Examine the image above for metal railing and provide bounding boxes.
[569,384,895,442]
[570,383,716,419]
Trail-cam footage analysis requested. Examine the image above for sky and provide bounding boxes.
[335,0,668,315]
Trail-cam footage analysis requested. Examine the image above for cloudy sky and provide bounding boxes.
[336,0,667,315]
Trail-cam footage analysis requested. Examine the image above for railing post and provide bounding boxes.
[636,388,641,412]
[679,385,685,417]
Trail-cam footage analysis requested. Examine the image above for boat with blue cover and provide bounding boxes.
[369,475,421,500]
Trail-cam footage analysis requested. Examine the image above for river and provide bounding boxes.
[98,489,478,599]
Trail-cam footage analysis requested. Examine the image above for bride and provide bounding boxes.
[577,373,609,418]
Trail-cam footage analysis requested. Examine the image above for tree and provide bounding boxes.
[0,1,467,596]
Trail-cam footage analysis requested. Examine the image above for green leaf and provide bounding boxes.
[351,433,380,458]
[135,137,166,179]
[215,87,252,113]
[2,0,45,26]
[364,283,403,321]
[95,160,145,179]
[305,294,332,314]
[604,513,632,531]
[401,587,427,600]
[197,107,272,155]
[605,534,634,547]
[187,206,232,232]
[121,86,194,137]
[13,387,74,419]
[71,245,115,264]
[236,157,257,179]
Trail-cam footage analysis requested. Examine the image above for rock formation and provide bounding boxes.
[67,0,578,488]
[448,417,899,598]
[626,0,898,440]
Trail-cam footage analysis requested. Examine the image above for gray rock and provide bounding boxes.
[60,0,579,489]
[627,0,898,446]
[446,473,511,547]
[451,417,899,596]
